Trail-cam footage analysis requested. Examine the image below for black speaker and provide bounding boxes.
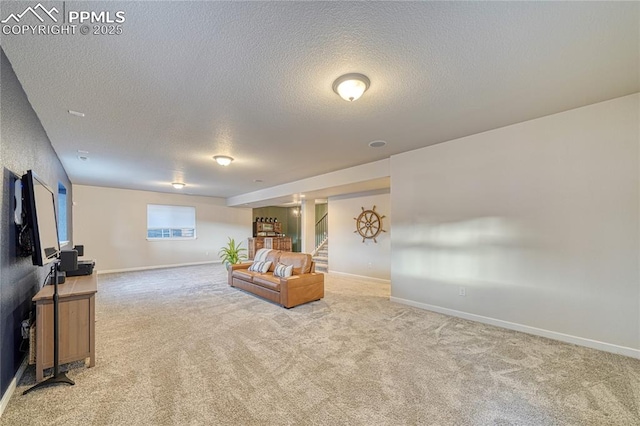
[73,245,84,257]
[59,250,78,272]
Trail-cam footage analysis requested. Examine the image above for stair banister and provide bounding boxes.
[314,213,328,252]
[312,213,328,256]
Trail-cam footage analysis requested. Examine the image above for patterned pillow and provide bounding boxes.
[273,263,293,278]
[248,260,271,273]
[254,248,270,262]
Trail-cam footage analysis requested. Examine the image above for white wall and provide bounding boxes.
[328,190,391,280]
[300,200,316,253]
[390,94,639,355]
[73,186,252,272]
[227,159,389,206]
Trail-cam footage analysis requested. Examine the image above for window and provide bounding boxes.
[147,204,196,240]
[57,182,68,243]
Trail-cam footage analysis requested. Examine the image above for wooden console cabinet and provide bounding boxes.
[32,272,97,382]
[248,237,292,259]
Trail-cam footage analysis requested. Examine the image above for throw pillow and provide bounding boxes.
[248,260,272,273]
[254,248,270,262]
[273,263,293,278]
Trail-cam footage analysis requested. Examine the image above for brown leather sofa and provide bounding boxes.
[228,250,324,308]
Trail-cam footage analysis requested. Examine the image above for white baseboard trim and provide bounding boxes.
[389,296,640,360]
[328,270,391,284]
[0,356,28,418]
[98,260,222,275]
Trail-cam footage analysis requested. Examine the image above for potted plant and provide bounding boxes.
[218,237,247,270]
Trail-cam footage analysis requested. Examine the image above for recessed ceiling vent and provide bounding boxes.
[369,140,387,148]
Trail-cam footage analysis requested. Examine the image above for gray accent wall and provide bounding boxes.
[0,49,72,398]
[252,206,302,252]
[315,203,327,221]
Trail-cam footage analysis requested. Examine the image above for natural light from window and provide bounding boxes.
[147,204,196,240]
[57,182,68,243]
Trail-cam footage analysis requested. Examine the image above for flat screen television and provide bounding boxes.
[22,170,60,266]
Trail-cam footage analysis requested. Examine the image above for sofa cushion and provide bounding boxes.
[248,260,272,273]
[274,262,294,278]
[264,250,281,272]
[252,274,281,291]
[232,269,258,282]
[278,252,312,275]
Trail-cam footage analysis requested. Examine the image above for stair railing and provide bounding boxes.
[313,213,328,255]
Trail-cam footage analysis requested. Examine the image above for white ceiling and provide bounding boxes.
[2,1,638,204]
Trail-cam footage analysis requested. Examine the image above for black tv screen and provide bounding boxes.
[22,170,60,266]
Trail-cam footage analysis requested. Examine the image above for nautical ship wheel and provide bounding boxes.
[354,205,386,243]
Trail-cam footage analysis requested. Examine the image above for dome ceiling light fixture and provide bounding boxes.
[332,73,370,102]
[213,155,234,166]
[172,182,186,189]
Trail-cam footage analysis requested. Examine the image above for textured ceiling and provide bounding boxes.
[1,1,638,201]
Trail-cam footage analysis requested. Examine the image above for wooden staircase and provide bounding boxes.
[313,241,328,273]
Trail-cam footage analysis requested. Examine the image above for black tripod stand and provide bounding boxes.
[23,261,75,394]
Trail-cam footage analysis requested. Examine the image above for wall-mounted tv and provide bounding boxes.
[22,170,60,266]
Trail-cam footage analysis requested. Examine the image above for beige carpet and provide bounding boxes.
[2,264,639,425]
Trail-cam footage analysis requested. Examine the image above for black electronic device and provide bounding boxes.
[66,260,95,277]
[20,170,60,266]
[59,250,78,272]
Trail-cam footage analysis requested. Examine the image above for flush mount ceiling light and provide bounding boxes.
[332,73,370,102]
[68,110,85,117]
[213,155,234,166]
[171,182,186,189]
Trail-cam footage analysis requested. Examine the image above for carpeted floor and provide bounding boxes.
[2,263,639,425]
